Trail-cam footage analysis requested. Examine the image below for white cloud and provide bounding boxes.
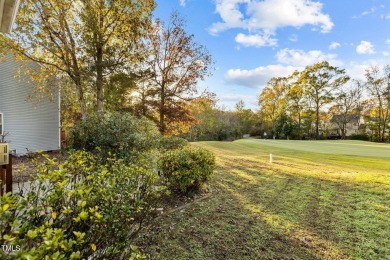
[276,48,342,67]
[225,59,387,90]
[219,93,256,102]
[345,63,367,81]
[246,0,333,33]
[218,93,259,110]
[225,65,298,88]
[210,0,333,37]
[235,33,277,47]
[209,0,247,35]
[356,6,385,19]
[329,41,341,50]
[383,51,389,57]
[356,41,375,54]
[289,34,298,42]
[362,7,376,16]
[386,39,390,45]
[345,59,387,81]
[225,48,343,89]
[360,7,377,17]
[179,0,186,7]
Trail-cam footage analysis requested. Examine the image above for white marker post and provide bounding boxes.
[270,153,273,163]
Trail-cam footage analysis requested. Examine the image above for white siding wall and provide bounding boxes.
[0,54,60,155]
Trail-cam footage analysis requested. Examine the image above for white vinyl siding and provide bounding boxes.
[0,54,60,155]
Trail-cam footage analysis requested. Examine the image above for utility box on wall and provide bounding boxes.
[0,143,9,165]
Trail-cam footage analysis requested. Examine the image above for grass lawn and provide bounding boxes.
[137,139,390,259]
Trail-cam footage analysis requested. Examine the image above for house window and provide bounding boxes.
[0,113,3,135]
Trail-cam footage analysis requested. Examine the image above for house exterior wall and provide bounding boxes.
[0,54,60,155]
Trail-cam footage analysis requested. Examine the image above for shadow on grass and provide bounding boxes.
[137,144,389,259]
[137,179,321,259]
[216,158,390,259]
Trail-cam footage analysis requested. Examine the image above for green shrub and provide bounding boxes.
[351,133,370,141]
[70,112,161,161]
[159,146,215,195]
[159,136,188,151]
[0,150,161,259]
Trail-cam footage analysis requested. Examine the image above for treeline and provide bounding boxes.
[183,98,259,141]
[184,61,389,143]
[257,61,389,142]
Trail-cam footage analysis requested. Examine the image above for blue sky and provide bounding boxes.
[154,0,390,110]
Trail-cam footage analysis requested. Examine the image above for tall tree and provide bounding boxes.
[298,61,349,138]
[186,94,217,141]
[104,72,138,112]
[3,0,155,118]
[287,71,307,138]
[145,12,213,134]
[364,66,390,142]
[258,77,289,136]
[235,100,256,135]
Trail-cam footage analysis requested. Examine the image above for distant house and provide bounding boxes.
[0,54,60,155]
[329,114,363,137]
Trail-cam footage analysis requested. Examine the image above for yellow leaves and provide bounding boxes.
[52,211,57,220]
[3,234,15,242]
[90,243,96,251]
[79,211,88,220]
[27,230,38,239]
[73,231,85,239]
[94,211,103,220]
[72,210,88,222]
[77,200,87,208]
[62,206,73,214]
[2,204,10,211]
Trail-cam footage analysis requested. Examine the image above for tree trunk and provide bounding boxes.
[342,124,346,139]
[381,122,386,142]
[96,55,104,114]
[159,83,165,134]
[96,9,104,115]
[74,77,87,120]
[298,113,302,139]
[315,106,320,139]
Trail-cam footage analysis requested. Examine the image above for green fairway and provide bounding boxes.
[248,139,390,158]
[138,139,390,259]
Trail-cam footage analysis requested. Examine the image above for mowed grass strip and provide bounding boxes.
[137,140,390,259]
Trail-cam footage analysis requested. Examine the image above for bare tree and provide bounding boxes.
[331,80,363,139]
